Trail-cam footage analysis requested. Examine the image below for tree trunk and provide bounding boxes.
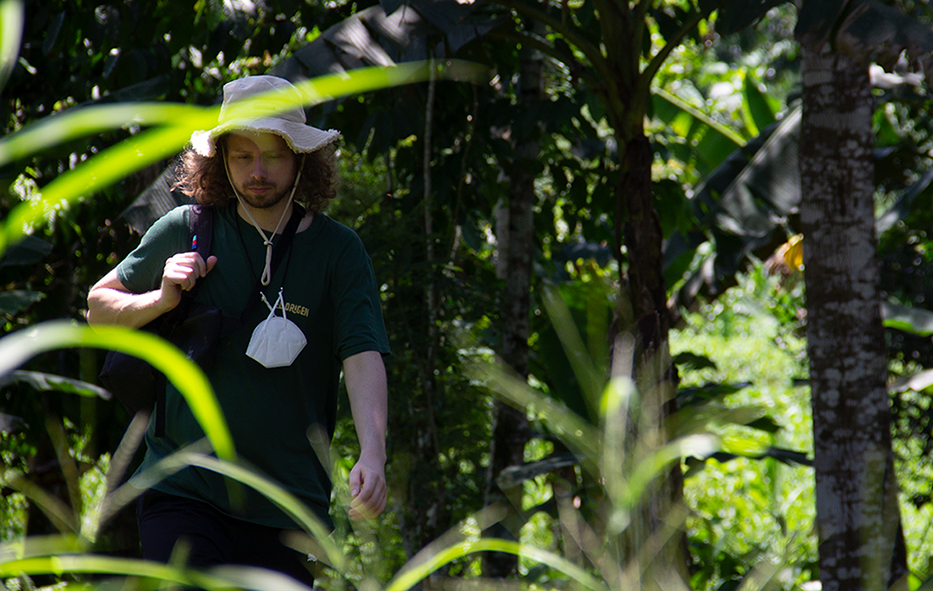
[799,44,908,591]
[483,25,543,578]
[615,132,687,588]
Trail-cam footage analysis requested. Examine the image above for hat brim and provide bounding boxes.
[190,117,341,158]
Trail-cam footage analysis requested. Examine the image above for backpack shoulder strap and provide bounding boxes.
[188,203,214,258]
[155,203,215,437]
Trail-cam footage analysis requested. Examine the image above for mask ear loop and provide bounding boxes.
[222,145,304,285]
[259,288,287,318]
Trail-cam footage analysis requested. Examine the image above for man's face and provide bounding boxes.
[225,131,298,210]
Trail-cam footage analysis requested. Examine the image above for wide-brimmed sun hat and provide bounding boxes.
[190,75,340,158]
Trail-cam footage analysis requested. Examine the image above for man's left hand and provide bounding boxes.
[348,455,386,520]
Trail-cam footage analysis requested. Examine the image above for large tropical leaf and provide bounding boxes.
[652,87,745,175]
[666,106,801,307]
[712,0,791,35]
[668,92,933,311]
[798,0,933,75]
[0,235,52,266]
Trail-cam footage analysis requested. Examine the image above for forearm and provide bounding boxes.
[343,350,388,461]
[86,268,176,328]
[86,287,171,328]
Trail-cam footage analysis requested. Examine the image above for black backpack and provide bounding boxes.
[99,204,219,434]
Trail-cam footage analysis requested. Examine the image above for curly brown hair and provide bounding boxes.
[173,134,338,213]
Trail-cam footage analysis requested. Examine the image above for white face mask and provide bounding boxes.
[246,289,307,368]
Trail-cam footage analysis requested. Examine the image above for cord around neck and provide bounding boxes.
[223,149,304,285]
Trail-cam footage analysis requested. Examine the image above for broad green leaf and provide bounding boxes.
[0,290,43,314]
[652,87,745,156]
[671,106,801,306]
[542,286,607,410]
[676,381,751,408]
[0,103,212,167]
[744,416,781,434]
[742,76,776,136]
[670,402,775,440]
[1,125,196,254]
[673,351,718,371]
[882,301,933,336]
[625,434,720,512]
[0,369,111,400]
[464,349,602,464]
[720,433,769,456]
[0,235,53,266]
[684,446,811,478]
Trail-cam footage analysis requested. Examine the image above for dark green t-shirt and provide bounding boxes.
[117,204,390,529]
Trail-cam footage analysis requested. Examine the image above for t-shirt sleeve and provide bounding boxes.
[331,231,390,361]
[117,206,191,294]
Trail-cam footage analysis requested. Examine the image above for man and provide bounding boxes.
[87,75,390,586]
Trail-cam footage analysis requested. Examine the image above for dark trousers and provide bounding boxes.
[137,490,316,588]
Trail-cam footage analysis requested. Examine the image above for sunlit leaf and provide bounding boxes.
[882,301,933,336]
[889,368,933,393]
[0,0,23,91]
[386,538,609,591]
[0,103,213,167]
[652,87,745,161]
[742,75,776,136]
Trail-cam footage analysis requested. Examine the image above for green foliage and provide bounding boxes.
[672,265,817,591]
[4,0,933,589]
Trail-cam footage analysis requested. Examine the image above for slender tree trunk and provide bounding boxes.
[799,44,908,591]
[615,131,687,588]
[483,24,543,578]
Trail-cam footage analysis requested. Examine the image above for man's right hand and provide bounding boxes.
[87,254,217,328]
[160,253,219,308]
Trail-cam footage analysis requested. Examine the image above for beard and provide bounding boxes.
[233,179,293,210]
